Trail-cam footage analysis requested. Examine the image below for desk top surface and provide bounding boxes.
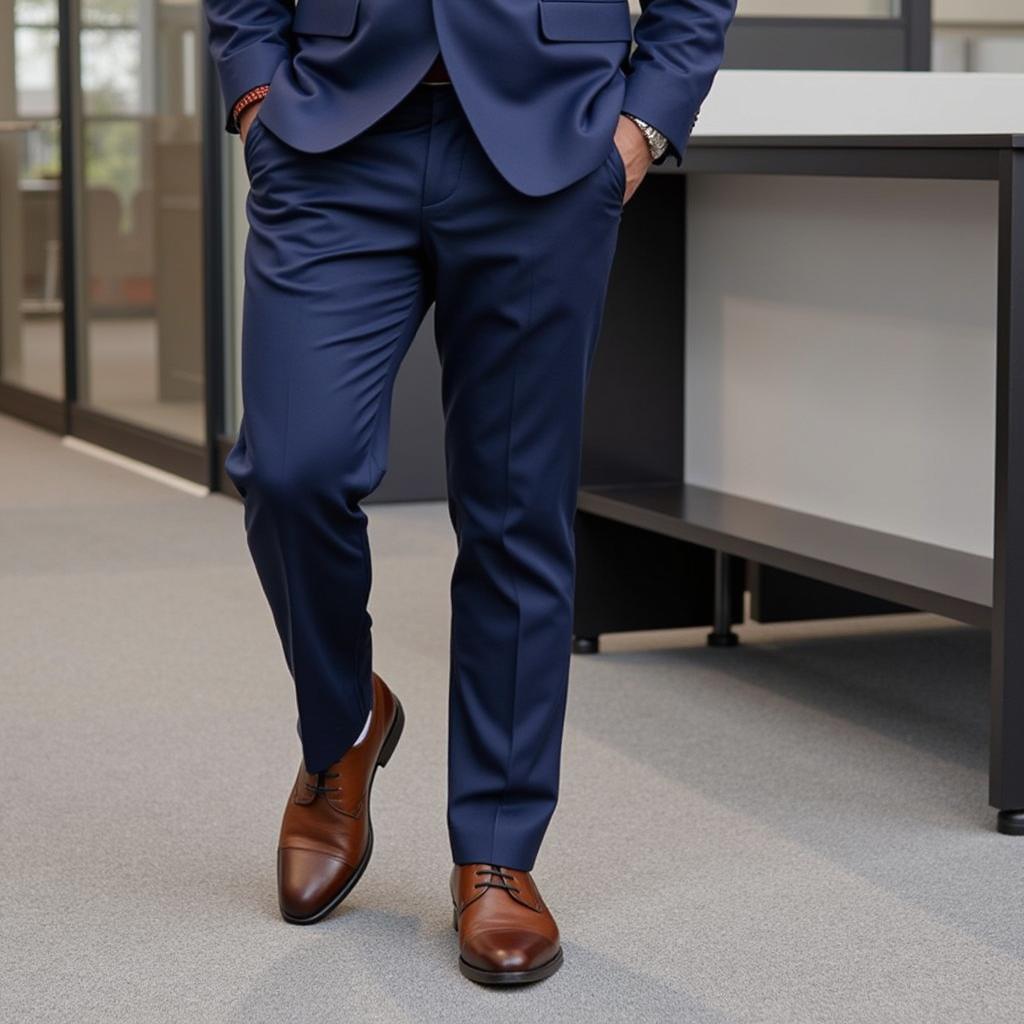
[693,71,1024,142]
[689,134,1024,150]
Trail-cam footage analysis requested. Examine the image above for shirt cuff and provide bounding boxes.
[622,69,702,169]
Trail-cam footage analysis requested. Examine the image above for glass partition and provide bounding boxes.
[1,0,65,400]
[75,0,207,442]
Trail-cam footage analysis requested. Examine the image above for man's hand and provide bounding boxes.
[612,115,653,205]
[239,100,265,144]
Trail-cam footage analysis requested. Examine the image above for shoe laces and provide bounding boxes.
[473,865,520,895]
[305,770,341,797]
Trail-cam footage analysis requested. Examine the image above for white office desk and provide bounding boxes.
[576,71,1024,831]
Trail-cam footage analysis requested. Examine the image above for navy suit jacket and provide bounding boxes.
[204,0,736,196]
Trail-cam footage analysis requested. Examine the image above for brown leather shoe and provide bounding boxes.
[277,672,404,924]
[450,863,563,984]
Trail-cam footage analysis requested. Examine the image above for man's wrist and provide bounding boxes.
[621,112,669,163]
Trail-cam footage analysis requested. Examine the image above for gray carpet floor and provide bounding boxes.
[2,411,1023,1024]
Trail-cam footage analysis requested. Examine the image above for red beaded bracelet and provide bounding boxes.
[232,83,271,130]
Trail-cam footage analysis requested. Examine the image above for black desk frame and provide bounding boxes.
[574,134,1024,832]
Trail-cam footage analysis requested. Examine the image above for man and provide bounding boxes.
[204,0,735,985]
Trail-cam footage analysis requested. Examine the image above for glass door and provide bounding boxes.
[0,0,66,425]
[72,0,210,464]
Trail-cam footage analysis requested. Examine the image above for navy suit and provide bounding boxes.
[207,0,736,195]
[205,0,734,869]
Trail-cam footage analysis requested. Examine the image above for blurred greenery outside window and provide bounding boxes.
[15,0,60,181]
[81,0,143,237]
[15,0,143,230]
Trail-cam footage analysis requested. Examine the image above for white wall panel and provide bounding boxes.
[935,0,1024,26]
[685,174,999,556]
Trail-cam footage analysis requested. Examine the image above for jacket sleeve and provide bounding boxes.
[204,0,295,133]
[622,0,737,166]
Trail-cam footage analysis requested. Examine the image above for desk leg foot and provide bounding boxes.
[707,629,739,648]
[997,810,1024,835]
[573,635,599,655]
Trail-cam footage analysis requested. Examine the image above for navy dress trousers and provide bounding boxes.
[204,0,736,871]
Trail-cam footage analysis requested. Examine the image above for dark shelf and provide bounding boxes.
[687,133,1024,150]
[578,483,992,628]
[660,133,1023,182]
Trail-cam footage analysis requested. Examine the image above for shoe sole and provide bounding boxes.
[452,904,564,985]
[279,696,405,925]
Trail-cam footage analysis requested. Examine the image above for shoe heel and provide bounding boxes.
[377,697,405,767]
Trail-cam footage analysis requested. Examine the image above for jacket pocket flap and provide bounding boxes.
[538,0,633,43]
[292,0,360,37]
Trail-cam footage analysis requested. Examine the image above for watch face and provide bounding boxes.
[640,125,665,159]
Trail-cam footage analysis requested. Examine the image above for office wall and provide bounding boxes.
[935,1,1024,24]
[736,0,894,15]
[685,174,998,558]
[933,0,1024,72]
[630,1,898,21]
[623,1,1024,24]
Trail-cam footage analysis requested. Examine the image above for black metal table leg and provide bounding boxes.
[991,150,1024,835]
[707,550,739,647]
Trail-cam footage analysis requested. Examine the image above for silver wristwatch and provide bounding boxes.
[622,113,669,162]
